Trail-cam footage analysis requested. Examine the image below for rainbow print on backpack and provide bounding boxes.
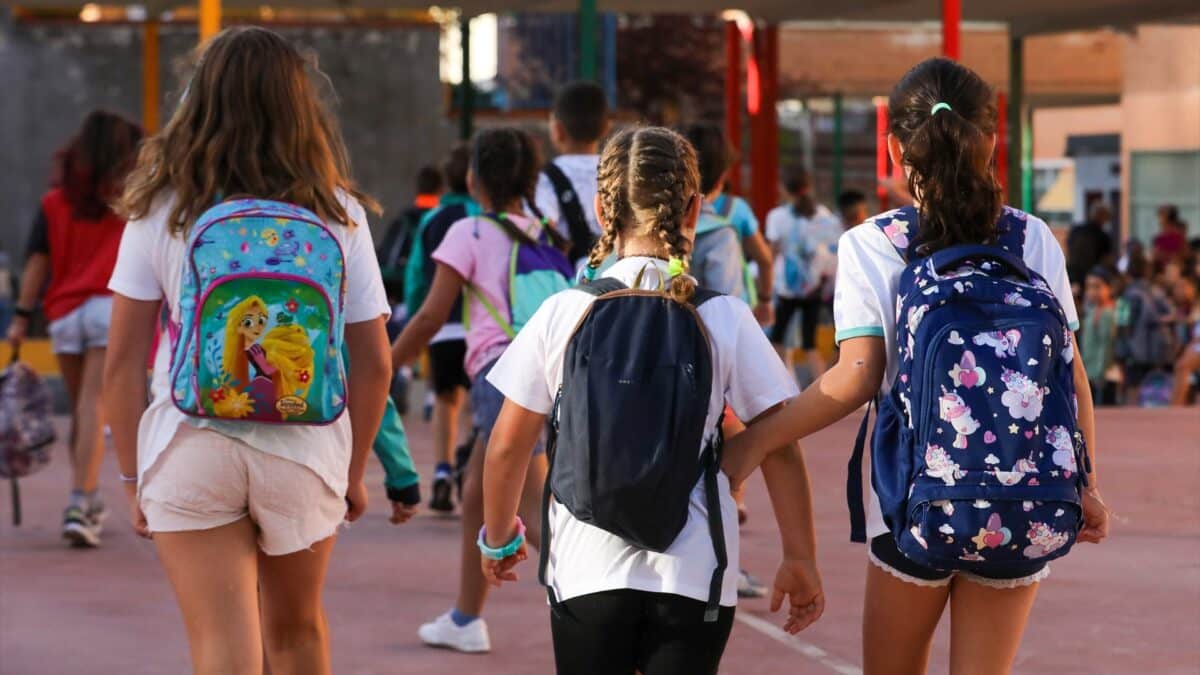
[169,199,347,425]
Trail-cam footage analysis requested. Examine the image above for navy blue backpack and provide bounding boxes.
[539,276,729,621]
[849,206,1089,576]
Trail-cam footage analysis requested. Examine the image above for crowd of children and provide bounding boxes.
[3,23,1156,675]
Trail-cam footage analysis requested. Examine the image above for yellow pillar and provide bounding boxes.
[199,0,221,42]
[142,20,160,132]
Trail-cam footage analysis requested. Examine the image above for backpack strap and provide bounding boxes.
[543,162,595,262]
[715,194,735,219]
[575,277,627,297]
[847,399,874,543]
[539,391,562,607]
[701,420,729,622]
[873,205,921,261]
[692,288,722,307]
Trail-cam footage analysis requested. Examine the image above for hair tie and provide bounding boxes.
[930,102,953,116]
[583,265,598,282]
[666,257,685,278]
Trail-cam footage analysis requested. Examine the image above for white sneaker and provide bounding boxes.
[418,611,491,653]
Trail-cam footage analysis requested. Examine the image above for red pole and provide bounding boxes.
[996,91,1009,200]
[942,0,961,60]
[725,20,742,194]
[749,23,779,224]
[875,98,889,211]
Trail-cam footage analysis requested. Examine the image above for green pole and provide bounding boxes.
[1021,105,1034,213]
[459,14,474,141]
[832,92,844,201]
[1008,35,1024,209]
[579,0,597,81]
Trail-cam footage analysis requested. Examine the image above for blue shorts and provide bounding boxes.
[470,358,545,456]
[869,534,1048,589]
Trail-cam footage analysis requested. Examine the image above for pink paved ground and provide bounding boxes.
[2,407,1198,674]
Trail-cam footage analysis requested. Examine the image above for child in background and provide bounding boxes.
[836,189,869,230]
[393,127,572,653]
[765,169,843,383]
[1081,268,1119,405]
[404,144,478,514]
[379,165,443,304]
[535,81,611,265]
[683,122,775,325]
[104,27,393,674]
[479,127,823,675]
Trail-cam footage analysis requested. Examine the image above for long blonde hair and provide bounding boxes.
[223,296,268,386]
[221,296,314,400]
[119,26,378,234]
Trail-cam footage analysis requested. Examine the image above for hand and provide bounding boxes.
[1078,488,1110,544]
[389,501,418,525]
[770,558,825,634]
[753,300,775,327]
[480,540,528,588]
[123,482,151,539]
[7,316,28,351]
[345,480,368,523]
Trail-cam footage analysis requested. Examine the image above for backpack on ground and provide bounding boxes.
[849,206,1087,576]
[693,201,757,307]
[0,353,56,526]
[539,277,728,622]
[462,214,573,338]
[169,199,348,424]
[543,162,595,264]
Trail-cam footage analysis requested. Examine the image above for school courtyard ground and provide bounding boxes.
[1,405,1197,674]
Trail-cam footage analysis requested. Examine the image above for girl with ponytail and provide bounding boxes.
[725,58,1109,673]
[478,126,823,673]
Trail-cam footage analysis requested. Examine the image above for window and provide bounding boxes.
[1130,150,1200,242]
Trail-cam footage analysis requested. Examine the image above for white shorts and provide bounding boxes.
[140,425,346,556]
[47,296,112,354]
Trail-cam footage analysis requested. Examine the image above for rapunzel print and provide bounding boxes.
[214,295,315,420]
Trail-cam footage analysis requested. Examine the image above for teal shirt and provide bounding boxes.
[341,344,420,504]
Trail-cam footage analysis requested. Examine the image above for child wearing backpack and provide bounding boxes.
[403,143,479,513]
[682,122,775,325]
[725,59,1110,674]
[478,127,824,675]
[393,127,573,653]
[535,81,611,266]
[103,27,393,674]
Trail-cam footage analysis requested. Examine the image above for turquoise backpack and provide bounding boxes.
[403,194,481,317]
[463,214,574,338]
[169,199,347,424]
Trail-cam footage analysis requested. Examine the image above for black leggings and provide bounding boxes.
[770,296,824,349]
[550,590,735,675]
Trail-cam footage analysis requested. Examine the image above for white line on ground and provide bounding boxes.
[734,612,862,675]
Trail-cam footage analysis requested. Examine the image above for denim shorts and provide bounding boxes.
[47,296,112,354]
[470,358,544,455]
[869,534,1049,590]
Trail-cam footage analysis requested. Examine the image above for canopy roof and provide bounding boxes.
[17,0,1200,36]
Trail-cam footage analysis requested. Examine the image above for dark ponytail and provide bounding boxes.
[888,58,1002,255]
[471,126,566,250]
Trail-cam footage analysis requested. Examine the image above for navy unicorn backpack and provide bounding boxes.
[849,205,1089,576]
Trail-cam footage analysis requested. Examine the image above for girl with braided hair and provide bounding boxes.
[393,126,571,653]
[478,127,824,674]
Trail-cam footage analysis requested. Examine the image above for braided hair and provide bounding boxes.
[590,126,700,304]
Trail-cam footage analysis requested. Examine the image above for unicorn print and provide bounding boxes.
[939,389,981,449]
[1046,425,1077,473]
[973,329,1021,358]
[1000,368,1044,421]
[1004,292,1032,307]
[906,304,930,334]
[1024,522,1070,558]
[925,443,966,486]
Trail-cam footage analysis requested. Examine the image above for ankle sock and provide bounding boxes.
[449,608,477,627]
[434,462,453,478]
[68,490,91,511]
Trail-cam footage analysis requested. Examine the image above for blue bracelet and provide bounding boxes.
[477,517,526,560]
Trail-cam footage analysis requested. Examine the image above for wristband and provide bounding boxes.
[477,517,526,560]
[13,307,33,320]
[119,472,138,483]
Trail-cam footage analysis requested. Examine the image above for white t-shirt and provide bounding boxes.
[534,154,601,240]
[107,193,390,497]
[831,208,1080,538]
[487,256,798,607]
[765,203,843,299]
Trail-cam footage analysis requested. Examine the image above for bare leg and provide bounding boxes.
[433,387,466,466]
[258,536,337,675]
[55,353,83,473]
[948,577,1039,675]
[155,518,263,675]
[454,433,489,616]
[863,562,951,675]
[1171,343,1200,405]
[70,348,107,493]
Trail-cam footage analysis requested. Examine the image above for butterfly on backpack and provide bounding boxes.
[169,199,348,425]
[849,206,1089,576]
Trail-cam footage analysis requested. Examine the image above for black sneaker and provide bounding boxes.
[62,505,102,548]
[429,475,454,514]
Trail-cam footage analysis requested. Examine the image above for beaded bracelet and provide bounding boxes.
[477,517,526,560]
